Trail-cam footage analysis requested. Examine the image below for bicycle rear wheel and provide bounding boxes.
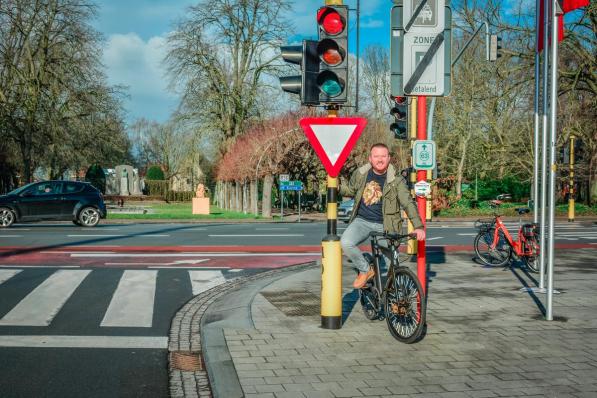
[385,267,426,344]
[474,228,512,266]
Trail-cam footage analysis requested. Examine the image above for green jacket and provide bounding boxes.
[340,164,424,233]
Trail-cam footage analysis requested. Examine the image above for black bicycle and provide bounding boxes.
[359,231,426,343]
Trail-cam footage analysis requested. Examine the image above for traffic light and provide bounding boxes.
[316,5,349,104]
[489,34,502,61]
[390,96,408,140]
[279,40,320,106]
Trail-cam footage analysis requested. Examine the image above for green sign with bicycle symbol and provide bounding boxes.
[413,140,436,170]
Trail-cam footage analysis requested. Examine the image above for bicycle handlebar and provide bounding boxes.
[369,231,417,241]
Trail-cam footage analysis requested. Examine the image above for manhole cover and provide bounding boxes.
[170,351,203,371]
[261,289,320,317]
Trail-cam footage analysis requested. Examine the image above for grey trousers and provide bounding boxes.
[340,217,388,273]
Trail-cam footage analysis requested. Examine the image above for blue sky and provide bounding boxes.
[94,0,391,124]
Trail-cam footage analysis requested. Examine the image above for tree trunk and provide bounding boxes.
[456,139,467,199]
[242,180,248,214]
[261,174,273,218]
[250,180,258,215]
[235,181,241,211]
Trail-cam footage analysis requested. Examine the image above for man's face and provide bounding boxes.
[369,146,391,174]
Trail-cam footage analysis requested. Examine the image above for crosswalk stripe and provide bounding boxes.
[188,270,227,296]
[100,270,157,328]
[0,270,90,326]
[0,269,21,285]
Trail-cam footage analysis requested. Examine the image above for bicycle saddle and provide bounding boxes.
[515,208,530,215]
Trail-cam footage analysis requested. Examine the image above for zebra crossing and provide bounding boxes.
[0,267,241,330]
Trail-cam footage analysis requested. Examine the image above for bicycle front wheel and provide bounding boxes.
[385,267,426,344]
[474,228,512,266]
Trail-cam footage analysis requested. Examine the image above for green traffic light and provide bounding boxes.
[317,70,344,97]
[321,79,342,96]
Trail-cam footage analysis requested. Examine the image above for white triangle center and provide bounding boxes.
[310,124,357,165]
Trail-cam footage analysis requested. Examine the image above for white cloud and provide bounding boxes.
[102,32,178,122]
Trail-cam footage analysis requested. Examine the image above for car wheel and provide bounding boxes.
[0,207,15,228]
[78,207,100,227]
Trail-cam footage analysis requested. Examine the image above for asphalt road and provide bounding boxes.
[0,266,265,398]
[0,220,595,248]
[0,219,594,397]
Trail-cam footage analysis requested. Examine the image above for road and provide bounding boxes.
[0,220,594,397]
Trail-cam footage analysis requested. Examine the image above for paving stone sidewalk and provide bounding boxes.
[220,249,597,398]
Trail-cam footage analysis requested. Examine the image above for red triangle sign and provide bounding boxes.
[299,117,367,177]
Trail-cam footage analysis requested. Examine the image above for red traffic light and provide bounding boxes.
[391,95,407,105]
[317,7,345,36]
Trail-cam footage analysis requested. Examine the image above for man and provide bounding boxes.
[340,143,425,289]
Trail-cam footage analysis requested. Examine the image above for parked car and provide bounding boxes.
[0,181,107,228]
[337,199,355,223]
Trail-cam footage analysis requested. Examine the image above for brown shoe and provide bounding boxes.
[353,267,375,289]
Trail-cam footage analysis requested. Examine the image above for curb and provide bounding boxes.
[167,262,317,398]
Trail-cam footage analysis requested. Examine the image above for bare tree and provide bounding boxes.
[166,0,291,154]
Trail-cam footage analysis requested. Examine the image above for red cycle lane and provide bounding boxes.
[1,243,592,268]
[0,246,321,268]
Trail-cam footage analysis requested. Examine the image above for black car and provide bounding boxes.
[0,181,107,228]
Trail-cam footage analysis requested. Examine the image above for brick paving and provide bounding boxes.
[170,249,597,398]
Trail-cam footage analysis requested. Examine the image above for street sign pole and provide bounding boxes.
[298,189,302,223]
[417,96,427,294]
[281,190,284,219]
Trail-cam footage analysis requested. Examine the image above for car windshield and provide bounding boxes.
[6,183,34,196]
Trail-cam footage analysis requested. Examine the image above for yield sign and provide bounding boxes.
[299,117,367,177]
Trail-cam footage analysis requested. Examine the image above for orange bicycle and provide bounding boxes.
[473,208,540,273]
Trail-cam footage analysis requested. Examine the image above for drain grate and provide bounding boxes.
[170,351,203,371]
[261,289,320,317]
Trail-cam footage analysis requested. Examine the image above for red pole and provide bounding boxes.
[416,96,427,293]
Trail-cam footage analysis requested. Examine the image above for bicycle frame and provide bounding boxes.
[492,216,537,257]
[369,236,397,301]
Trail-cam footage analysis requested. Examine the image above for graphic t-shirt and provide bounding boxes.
[356,169,386,224]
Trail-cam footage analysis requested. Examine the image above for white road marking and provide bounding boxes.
[67,234,124,237]
[101,270,157,328]
[0,235,24,238]
[255,228,289,231]
[79,228,120,231]
[0,270,90,326]
[105,259,211,267]
[188,270,227,296]
[229,269,243,272]
[148,266,229,270]
[0,335,167,349]
[0,269,21,284]
[72,252,319,257]
[139,234,170,237]
[426,237,443,241]
[457,233,478,236]
[0,265,80,269]
[208,234,304,237]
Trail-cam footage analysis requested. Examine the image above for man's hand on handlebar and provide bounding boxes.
[413,228,426,241]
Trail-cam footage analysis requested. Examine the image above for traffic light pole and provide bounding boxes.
[416,96,427,293]
[321,107,342,330]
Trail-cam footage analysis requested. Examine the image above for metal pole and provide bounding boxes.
[298,189,302,223]
[539,0,550,291]
[546,0,560,321]
[281,190,284,219]
[417,96,427,293]
[533,0,542,223]
[568,136,575,222]
[407,98,417,256]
